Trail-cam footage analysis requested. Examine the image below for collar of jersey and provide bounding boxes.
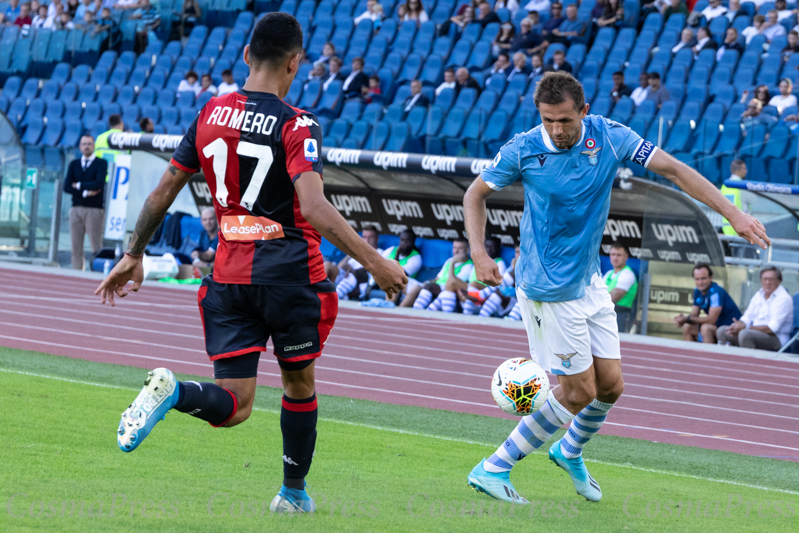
[540,120,586,153]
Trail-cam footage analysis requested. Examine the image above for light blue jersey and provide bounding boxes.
[481,115,658,302]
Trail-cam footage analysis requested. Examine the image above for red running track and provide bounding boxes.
[1,268,798,461]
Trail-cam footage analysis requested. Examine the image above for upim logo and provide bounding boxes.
[326,148,362,166]
[421,155,458,174]
[109,132,142,149]
[190,180,212,205]
[471,159,492,175]
[373,151,409,170]
[486,208,523,231]
[431,203,464,226]
[651,223,699,247]
[650,289,680,304]
[152,134,183,152]
[604,218,642,240]
[382,199,423,221]
[331,194,372,216]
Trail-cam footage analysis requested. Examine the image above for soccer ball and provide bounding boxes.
[491,358,550,416]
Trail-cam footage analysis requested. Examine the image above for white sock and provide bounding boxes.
[439,290,458,313]
[413,288,433,310]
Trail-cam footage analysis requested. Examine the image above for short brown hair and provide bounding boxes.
[533,71,585,111]
[760,265,782,281]
[692,263,713,277]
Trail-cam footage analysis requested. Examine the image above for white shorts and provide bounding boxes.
[516,274,621,376]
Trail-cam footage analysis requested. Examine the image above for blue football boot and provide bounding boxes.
[467,459,529,505]
[270,485,316,513]
[117,368,179,452]
[548,439,602,502]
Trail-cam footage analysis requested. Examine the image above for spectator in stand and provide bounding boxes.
[700,0,727,23]
[65,0,78,16]
[179,0,201,39]
[400,0,429,24]
[506,52,531,82]
[663,0,688,21]
[494,0,520,17]
[313,43,336,68]
[13,2,32,26]
[492,22,515,57]
[645,72,669,107]
[190,207,219,268]
[436,68,457,96]
[31,4,47,27]
[177,71,200,95]
[331,225,383,300]
[381,229,423,303]
[724,0,742,22]
[363,75,381,103]
[198,73,217,97]
[591,0,608,21]
[550,3,586,44]
[113,0,140,11]
[541,2,564,39]
[740,98,777,127]
[769,78,798,114]
[509,17,546,55]
[674,264,741,344]
[56,11,76,29]
[524,0,550,15]
[485,51,511,77]
[402,79,428,117]
[528,53,545,79]
[604,243,638,333]
[64,135,108,271]
[743,15,766,44]
[475,1,500,27]
[444,4,475,36]
[77,10,95,30]
[630,72,650,106]
[217,69,239,95]
[129,0,160,54]
[93,7,117,44]
[75,0,91,20]
[456,0,480,16]
[322,56,345,91]
[717,28,744,60]
[354,0,382,23]
[410,239,474,312]
[610,71,632,102]
[784,30,799,59]
[139,117,154,133]
[693,27,718,58]
[343,57,368,99]
[455,67,482,94]
[775,0,797,21]
[306,62,326,89]
[597,0,623,28]
[544,49,572,73]
[740,84,771,105]
[0,13,7,24]
[717,266,793,351]
[526,10,543,33]
[672,28,696,53]
[763,10,786,41]
[5,0,20,21]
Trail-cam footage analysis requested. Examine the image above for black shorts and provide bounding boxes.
[198,277,338,378]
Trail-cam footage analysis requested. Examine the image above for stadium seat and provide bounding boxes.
[385,122,410,151]
[453,87,478,110]
[366,121,390,150]
[609,97,634,123]
[45,101,65,122]
[41,118,64,147]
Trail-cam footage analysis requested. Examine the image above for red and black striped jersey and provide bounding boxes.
[171,89,326,286]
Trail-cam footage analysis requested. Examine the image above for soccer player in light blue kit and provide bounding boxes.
[464,72,770,504]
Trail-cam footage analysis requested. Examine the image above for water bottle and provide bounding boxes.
[114,243,122,263]
[103,259,112,276]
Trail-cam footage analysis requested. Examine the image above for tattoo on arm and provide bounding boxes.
[167,165,178,177]
[325,226,358,258]
[127,197,168,256]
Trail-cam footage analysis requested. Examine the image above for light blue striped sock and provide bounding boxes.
[413,288,433,310]
[479,292,503,317]
[484,396,574,473]
[439,290,458,313]
[507,301,522,321]
[560,399,614,459]
[336,273,357,299]
[462,300,476,314]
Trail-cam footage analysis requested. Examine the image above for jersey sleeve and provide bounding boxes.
[170,116,200,173]
[481,135,522,191]
[282,112,324,182]
[615,268,636,292]
[603,118,658,168]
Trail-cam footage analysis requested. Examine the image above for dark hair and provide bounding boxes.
[760,265,782,281]
[201,73,212,80]
[138,117,151,129]
[370,74,380,83]
[498,52,509,61]
[186,70,198,80]
[731,159,746,173]
[454,237,469,245]
[445,67,455,74]
[692,263,713,277]
[221,69,232,76]
[533,71,585,111]
[612,70,624,77]
[486,236,502,247]
[361,224,379,233]
[108,114,122,128]
[330,55,342,65]
[249,12,303,66]
[80,133,94,142]
[553,49,565,56]
[610,242,629,255]
[647,71,660,79]
[353,56,364,66]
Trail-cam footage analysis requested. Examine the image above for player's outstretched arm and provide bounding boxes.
[647,150,771,249]
[464,177,502,286]
[95,164,193,306]
[293,171,408,298]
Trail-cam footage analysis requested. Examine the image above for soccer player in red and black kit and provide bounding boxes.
[95,13,407,513]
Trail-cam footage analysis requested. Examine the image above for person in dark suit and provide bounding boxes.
[402,80,429,117]
[506,52,531,82]
[342,57,369,99]
[455,67,482,95]
[64,134,108,270]
[543,49,572,73]
[693,27,718,59]
[527,53,545,80]
[717,27,744,61]
[322,56,346,92]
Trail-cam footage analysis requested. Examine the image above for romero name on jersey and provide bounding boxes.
[171,90,326,286]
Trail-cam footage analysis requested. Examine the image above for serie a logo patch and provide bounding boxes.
[304,138,319,162]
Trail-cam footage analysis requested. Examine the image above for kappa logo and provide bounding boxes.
[292,115,319,131]
[284,341,313,352]
[282,455,299,466]
[554,352,577,369]
[537,155,547,167]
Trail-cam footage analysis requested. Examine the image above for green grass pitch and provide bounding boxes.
[0,347,797,532]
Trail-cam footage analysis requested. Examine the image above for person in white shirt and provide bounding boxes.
[630,72,650,106]
[763,10,787,42]
[31,4,48,27]
[724,0,741,22]
[700,0,727,22]
[176,71,201,95]
[494,0,520,16]
[775,0,796,21]
[354,0,382,23]
[743,14,766,44]
[217,69,239,96]
[717,266,793,351]
[692,26,718,58]
[672,28,696,54]
[322,56,345,91]
[435,67,456,96]
[768,78,799,113]
[313,42,336,68]
[198,73,217,97]
[524,0,550,13]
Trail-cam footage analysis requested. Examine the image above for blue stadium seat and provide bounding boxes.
[160,106,179,126]
[383,104,404,125]
[420,55,444,86]
[97,84,117,106]
[447,39,472,68]
[40,79,60,102]
[41,118,64,147]
[326,119,351,147]
[141,104,161,123]
[768,158,794,183]
[398,54,424,83]
[714,85,737,109]
[122,104,141,125]
[299,79,322,109]
[157,88,176,107]
[474,89,498,114]
[698,156,721,185]
[114,85,135,107]
[137,87,157,106]
[50,63,71,87]
[460,23,483,45]
[591,96,613,117]
[385,122,410,151]
[315,81,345,119]
[405,106,427,137]
[453,87,477,110]
[609,97,634,123]
[22,116,45,144]
[345,120,372,148]
[176,91,195,109]
[45,100,65,122]
[761,125,791,159]
[59,119,83,147]
[366,121,390,150]
[77,83,96,103]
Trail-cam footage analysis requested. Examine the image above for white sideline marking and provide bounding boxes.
[1,367,798,497]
